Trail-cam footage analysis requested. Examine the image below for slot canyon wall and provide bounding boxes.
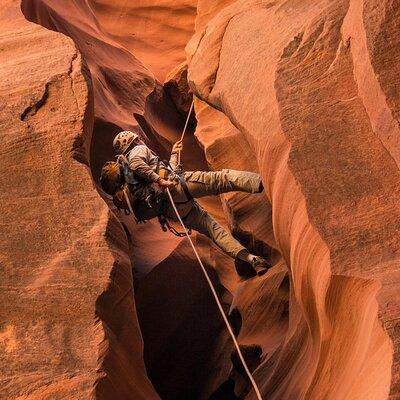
[1,0,399,399]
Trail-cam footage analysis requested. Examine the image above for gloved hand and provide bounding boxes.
[157,177,176,190]
[171,139,183,154]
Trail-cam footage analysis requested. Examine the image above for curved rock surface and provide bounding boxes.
[187,0,400,398]
[86,0,198,81]
[2,0,399,399]
[0,1,158,399]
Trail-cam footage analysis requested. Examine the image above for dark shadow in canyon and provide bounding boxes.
[208,379,242,400]
[135,247,233,400]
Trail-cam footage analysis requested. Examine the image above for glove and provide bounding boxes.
[171,139,183,154]
[157,177,176,190]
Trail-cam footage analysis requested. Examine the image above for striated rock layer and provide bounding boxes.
[0,1,159,399]
[86,0,198,81]
[187,0,400,398]
[2,0,399,399]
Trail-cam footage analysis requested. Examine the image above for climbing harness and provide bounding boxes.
[156,183,192,237]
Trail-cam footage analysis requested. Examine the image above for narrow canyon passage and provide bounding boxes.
[2,0,397,399]
[20,1,284,399]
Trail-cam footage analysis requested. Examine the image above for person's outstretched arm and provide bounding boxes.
[169,140,183,170]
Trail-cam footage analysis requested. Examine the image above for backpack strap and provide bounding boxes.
[116,154,129,165]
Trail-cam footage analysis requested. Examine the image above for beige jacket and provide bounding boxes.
[127,144,178,182]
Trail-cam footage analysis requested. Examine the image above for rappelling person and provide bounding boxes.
[100,130,272,276]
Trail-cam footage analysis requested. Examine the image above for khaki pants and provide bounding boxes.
[166,169,262,259]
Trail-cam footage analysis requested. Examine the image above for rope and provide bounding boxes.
[123,187,135,216]
[177,99,195,165]
[165,188,264,400]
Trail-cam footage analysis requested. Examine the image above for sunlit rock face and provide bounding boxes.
[187,0,400,399]
[2,0,399,399]
[0,1,158,399]
[85,0,198,81]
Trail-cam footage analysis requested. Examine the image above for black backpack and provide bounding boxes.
[100,156,189,236]
[100,156,165,222]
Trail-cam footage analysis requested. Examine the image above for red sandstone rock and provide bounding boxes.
[19,0,235,399]
[188,0,399,398]
[0,1,159,399]
[3,0,399,399]
[86,0,198,82]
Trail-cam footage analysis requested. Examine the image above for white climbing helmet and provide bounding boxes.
[113,130,139,154]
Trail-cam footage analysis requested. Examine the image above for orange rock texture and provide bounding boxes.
[1,0,399,399]
[1,1,159,399]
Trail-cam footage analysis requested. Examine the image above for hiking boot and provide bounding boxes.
[252,256,272,276]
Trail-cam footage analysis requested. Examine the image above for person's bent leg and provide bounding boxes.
[183,169,263,199]
[183,202,246,259]
[168,201,272,276]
